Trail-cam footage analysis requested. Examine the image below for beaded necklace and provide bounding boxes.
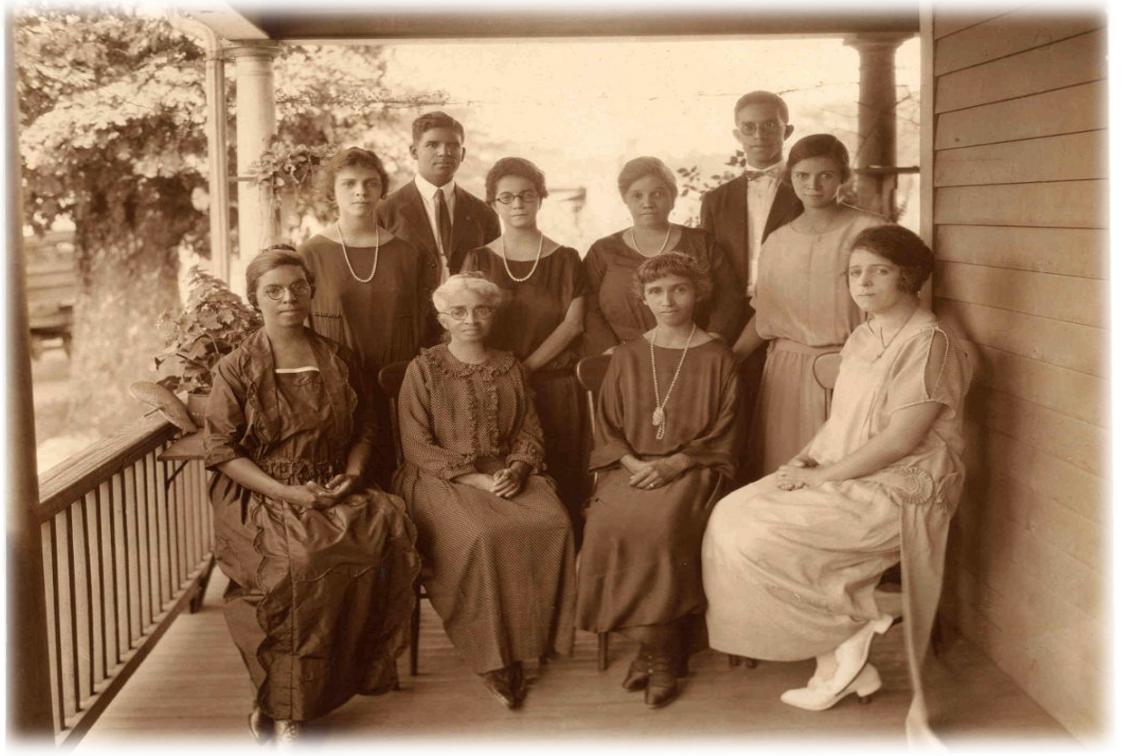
[648,323,696,440]
[499,232,545,283]
[337,221,379,283]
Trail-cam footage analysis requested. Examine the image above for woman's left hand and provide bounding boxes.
[775,464,826,491]
[629,457,685,490]
[492,463,529,499]
[324,473,360,500]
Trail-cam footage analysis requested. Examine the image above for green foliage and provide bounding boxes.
[154,267,262,394]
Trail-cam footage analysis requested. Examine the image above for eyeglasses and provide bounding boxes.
[738,121,782,136]
[438,305,496,321]
[494,190,539,205]
[261,281,312,300]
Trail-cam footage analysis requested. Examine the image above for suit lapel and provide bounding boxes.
[726,174,750,254]
[400,182,440,260]
[763,181,803,242]
[449,186,479,272]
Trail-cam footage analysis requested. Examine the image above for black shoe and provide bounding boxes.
[645,654,680,708]
[481,667,520,710]
[511,662,528,706]
[622,650,652,692]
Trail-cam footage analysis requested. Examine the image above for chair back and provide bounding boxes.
[811,351,842,419]
[377,360,412,468]
[575,354,612,440]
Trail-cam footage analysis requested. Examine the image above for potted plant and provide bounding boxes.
[153,266,262,424]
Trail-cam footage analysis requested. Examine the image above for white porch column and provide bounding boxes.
[844,33,912,217]
[229,42,281,297]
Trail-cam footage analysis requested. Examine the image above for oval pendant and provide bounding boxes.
[652,407,665,427]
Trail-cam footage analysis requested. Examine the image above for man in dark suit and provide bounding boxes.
[699,91,802,483]
[376,111,501,345]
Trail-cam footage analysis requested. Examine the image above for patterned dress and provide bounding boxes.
[205,328,419,722]
[703,308,972,726]
[577,337,740,638]
[460,245,590,538]
[392,345,576,673]
[747,206,887,478]
[298,234,428,489]
[582,227,744,356]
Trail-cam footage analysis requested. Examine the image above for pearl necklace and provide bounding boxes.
[629,225,672,257]
[337,221,379,283]
[499,232,545,283]
[649,323,696,440]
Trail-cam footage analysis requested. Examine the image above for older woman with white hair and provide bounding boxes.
[392,271,577,710]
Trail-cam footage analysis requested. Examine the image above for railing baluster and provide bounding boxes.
[97,481,116,675]
[54,511,78,724]
[85,491,105,689]
[42,521,63,733]
[122,467,141,647]
[184,461,198,569]
[199,462,213,553]
[110,474,127,663]
[135,461,153,630]
[149,453,169,609]
[70,501,93,706]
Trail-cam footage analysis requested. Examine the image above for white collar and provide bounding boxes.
[415,174,455,202]
[745,159,785,177]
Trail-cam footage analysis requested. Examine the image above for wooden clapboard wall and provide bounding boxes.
[925,4,1108,740]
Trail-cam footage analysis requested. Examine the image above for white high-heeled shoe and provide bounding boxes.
[780,663,882,711]
[827,614,893,696]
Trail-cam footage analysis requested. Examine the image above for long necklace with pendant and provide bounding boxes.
[649,323,696,440]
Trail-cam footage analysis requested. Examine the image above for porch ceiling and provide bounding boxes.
[182,3,920,44]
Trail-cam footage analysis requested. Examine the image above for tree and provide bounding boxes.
[16,4,431,438]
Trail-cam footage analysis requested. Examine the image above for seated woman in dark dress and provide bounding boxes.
[392,272,577,710]
[577,253,741,708]
[582,156,744,355]
[297,147,428,489]
[461,157,589,541]
[204,248,419,744]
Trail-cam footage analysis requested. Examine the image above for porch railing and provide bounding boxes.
[35,415,216,746]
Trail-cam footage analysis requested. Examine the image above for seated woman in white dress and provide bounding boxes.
[702,225,972,736]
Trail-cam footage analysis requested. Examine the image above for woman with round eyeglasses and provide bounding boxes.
[582,156,744,356]
[728,134,888,480]
[205,247,419,745]
[297,147,427,490]
[461,157,590,541]
[392,272,576,710]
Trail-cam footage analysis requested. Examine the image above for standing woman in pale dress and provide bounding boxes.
[461,157,589,541]
[582,157,744,355]
[298,147,428,489]
[578,253,740,709]
[703,226,972,741]
[728,134,887,479]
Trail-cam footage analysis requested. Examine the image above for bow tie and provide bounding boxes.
[746,168,781,181]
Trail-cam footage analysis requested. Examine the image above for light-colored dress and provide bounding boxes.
[747,206,887,478]
[702,308,971,727]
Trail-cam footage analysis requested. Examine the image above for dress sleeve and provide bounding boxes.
[581,242,620,355]
[886,328,963,418]
[703,233,745,343]
[567,247,592,299]
[504,362,547,472]
[203,354,251,469]
[677,353,740,478]
[396,357,478,480]
[588,351,636,471]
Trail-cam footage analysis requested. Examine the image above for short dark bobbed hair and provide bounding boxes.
[631,252,713,304]
[319,147,390,204]
[785,133,852,184]
[245,247,315,309]
[733,91,790,124]
[484,157,549,204]
[617,156,677,198]
[850,225,934,295]
[411,111,465,144]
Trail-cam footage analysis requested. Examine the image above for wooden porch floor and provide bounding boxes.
[77,573,1075,748]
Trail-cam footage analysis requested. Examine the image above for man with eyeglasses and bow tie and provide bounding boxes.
[377,111,502,346]
[699,91,802,484]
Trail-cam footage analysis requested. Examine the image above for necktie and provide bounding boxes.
[746,167,781,182]
[435,187,452,262]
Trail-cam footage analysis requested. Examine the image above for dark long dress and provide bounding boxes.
[298,234,428,489]
[581,227,744,356]
[392,345,577,673]
[204,328,419,722]
[577,337,740,637]
[460,245,590,537]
